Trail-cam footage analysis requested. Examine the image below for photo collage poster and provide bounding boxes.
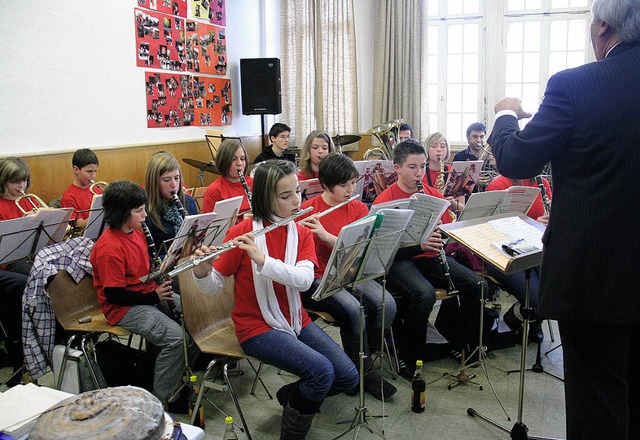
[192,0,227,26]
[135,8,186,71]
[185,20,227,75]
[192,76,233,125]
[136,0,187,17]
[136,1,232,128]
[145,72,191,127]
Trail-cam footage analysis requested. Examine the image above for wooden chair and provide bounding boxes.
[47,271,130,390]
[177,271,270,440]
[192,186,207,213]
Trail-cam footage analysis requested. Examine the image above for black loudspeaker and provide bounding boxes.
[240,58,282,115]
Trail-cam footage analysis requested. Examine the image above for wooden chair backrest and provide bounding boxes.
[192,187,207,213]
[47,271,128,335]
[177,267,243,357]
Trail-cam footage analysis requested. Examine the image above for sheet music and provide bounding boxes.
[405,193,450,245]
[497,186,540,216]
[361,208,413,278]
[447,223,513,270]
[353,160,398,204]
[159,212,218,273]
[443,160,483,198]
[82,194,104,240]
[298,178,323,202]
[487,216,544,249]
[205,195,243,246]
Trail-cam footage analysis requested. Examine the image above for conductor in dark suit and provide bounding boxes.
[487,1,640,438]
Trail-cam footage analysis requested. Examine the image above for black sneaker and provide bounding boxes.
[528,320,544,344]
[503,304,523,335]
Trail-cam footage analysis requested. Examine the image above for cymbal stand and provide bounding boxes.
[468,269,562,440]
[372,275,398,379]
[195,170,205,187]
[334,284,385,440]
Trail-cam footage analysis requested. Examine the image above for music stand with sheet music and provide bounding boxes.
[314,210,411,440]
[0,209,72,266]
[81,195,106,240]
[441,214,561,440]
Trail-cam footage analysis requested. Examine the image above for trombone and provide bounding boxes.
[15,191,48,215]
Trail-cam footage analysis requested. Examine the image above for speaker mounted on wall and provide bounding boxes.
[240,58,282,115]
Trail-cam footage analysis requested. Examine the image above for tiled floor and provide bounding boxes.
[1,296,566,440]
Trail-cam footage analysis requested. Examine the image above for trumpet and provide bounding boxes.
[15,191,47,215]
[147,207,313,282]
[89,180,108,195]
[297,194,360,224]
[237,170,252,210]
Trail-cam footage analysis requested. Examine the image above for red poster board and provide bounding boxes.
[192,76,232,126]
[145,72,193,127]
[136,0,187,17]
[145,73,232,127]
[135,8,186,71]
[185,21,227,75]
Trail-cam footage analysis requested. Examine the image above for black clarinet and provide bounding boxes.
[171,192,187,219]
[142,221,181,322]
[237,170,253,210]
[416,181,459,296]
[535,176,551,215]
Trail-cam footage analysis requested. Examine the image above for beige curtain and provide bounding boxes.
[372,0,427,140]
[280,0,358,145]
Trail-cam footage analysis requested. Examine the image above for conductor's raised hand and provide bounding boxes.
[494,97,533,120]
[155,280,174,302]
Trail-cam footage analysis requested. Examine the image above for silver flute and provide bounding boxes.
[156,206,313,281]
[297,194,360,224]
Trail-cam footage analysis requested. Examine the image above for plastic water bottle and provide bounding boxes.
[222,416,239,439]
[188,375,205,429]
[411,360,426,413]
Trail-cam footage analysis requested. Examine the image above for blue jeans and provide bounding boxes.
[387,256,485,364]
[302,278,396,347]
[241,322,359,403]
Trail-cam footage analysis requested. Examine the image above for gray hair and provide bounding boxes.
[592,0,640,43]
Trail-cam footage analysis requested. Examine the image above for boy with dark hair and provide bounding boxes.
[90,180,196,412]
[375,140,485,377]
[253,122,296,164]
[299,153,397,400]
[61,148,102,228]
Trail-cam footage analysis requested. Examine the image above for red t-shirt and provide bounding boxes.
[90,227,157,325]
[301,196,369,277]
[297,169,317,181]
[213,218,317,343]
[486,175,552,221]
[0,196,31,220]
[61,184,102,220]
[202,176,252,215]
[374,182,452,258]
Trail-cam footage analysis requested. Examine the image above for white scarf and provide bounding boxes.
[251,218,302,336]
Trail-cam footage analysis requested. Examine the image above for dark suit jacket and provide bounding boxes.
[488,42,640,323]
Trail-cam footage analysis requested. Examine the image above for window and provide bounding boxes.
[425,0,591,144]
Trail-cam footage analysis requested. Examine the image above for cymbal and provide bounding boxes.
[332,134,361,146]
[182,158,219,174]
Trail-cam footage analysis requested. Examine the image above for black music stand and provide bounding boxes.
[314,211,410,440]
[0,209,72,266]
[442,214,562,440]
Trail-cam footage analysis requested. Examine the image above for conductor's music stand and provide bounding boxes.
[442,214,562,440]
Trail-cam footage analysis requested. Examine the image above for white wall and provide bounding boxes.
[0,0,266,155]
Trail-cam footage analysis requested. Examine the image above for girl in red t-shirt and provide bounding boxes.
[193,160,358,439]
[0,157,40,221]
[297,130,334,181]
[202,139,253,218]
